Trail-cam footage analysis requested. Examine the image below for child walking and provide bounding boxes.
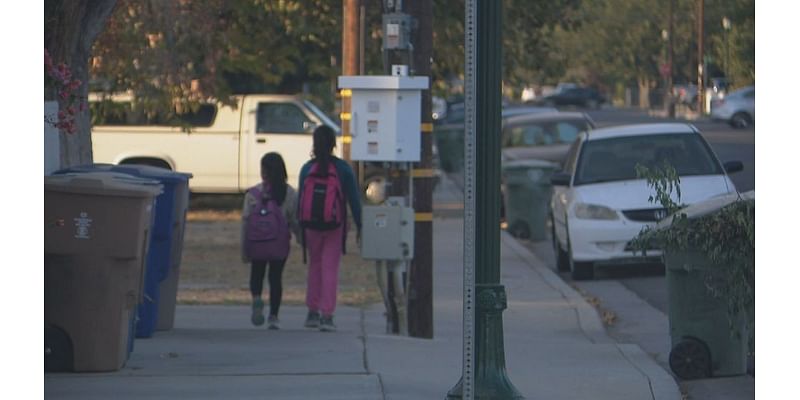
[241,152,299,330]
[298,125,362,332]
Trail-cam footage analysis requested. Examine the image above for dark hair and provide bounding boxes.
[312,125,337,174]
[260,152,288,205]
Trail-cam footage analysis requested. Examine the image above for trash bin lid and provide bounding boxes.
[45,172,163,198]
[58,164,192,183]
[109,164,193,182]
[502,158,559,170]
[656,190,754,229]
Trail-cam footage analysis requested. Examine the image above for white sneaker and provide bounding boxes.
[267,315,280,330]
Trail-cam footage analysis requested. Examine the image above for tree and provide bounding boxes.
[91,0,343,116]
[45,0,118,167]
[430,0,582,99]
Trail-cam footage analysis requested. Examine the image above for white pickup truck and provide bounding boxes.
[91,94,341,193]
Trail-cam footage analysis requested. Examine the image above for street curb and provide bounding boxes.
[501,231,611,344]
[616,344,683,400]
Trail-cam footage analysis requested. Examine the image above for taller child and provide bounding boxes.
[298,125,362,332]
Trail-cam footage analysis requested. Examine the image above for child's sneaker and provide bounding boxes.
[267,315,280,330]
[319,315,336,332]
[251,298,265,326]
[304,310,321,328]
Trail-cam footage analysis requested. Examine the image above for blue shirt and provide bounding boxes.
[298,156,362,229]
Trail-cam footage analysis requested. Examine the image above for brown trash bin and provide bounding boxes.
[45,173,161,372]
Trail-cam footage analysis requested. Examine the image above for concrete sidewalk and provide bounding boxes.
[45,175,681,399]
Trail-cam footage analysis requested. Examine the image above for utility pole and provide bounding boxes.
[696,0,705,114]
[447,0,523,398]
[405,0,434,339]
[667,0,675,118]
[342,0,361,163]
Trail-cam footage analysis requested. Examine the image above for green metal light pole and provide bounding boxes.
[447,0,523,398]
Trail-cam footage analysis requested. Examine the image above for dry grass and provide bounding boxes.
[178,210,383,307]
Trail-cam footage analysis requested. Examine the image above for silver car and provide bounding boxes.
[711,86,755,128]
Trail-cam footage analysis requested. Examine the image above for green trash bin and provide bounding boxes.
[501,159,558,241]
[434,123,464,173]
[661,191,754,380]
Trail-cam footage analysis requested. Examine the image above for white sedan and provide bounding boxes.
[549,123,742,280]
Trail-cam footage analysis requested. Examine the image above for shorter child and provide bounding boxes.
[241,152,299,329]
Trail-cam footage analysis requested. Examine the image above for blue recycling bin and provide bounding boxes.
[55,164,192,339]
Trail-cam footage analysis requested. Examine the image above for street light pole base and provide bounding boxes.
[446,284,524,399]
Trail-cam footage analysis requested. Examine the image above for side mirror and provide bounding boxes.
[550,171,571,186]
[303,121,318,133]
[724,161,744,174]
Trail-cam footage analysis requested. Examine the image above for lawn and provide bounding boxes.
[177,195,383,307]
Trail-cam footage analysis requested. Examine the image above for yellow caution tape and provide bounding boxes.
[421,122,434,133]
[342,136,352,144]
[340,112,352,121]
[340,89,352,97]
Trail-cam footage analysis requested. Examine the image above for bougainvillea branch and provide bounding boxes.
[45,49,84,134]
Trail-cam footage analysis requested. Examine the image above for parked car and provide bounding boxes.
[538,87,606,109]
[549,123,743,280]
[710,86,755,128]
[501,111,595,166]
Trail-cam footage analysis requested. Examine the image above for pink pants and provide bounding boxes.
[305,226,344,316]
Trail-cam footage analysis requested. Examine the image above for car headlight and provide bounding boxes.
[574,203,619,220]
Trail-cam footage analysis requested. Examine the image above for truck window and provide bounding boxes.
[90,101,217,127]
[257,103,312,134]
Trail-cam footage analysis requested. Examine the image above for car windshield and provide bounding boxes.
[574,133,723,185]
[503,118,589,148]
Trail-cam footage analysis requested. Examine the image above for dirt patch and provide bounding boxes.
[178,212,382,307]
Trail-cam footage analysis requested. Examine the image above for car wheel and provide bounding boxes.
[552,220,570,272]
[567,238,595,280]
[729,112,752,129]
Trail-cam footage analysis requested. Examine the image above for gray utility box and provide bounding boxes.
[361,205,415,260]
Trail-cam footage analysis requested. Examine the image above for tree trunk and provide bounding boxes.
[637,78,651,109]
[45,0,118,168]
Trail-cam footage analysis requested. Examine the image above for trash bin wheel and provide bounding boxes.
[669,337,712,380]
[45,324,74,372]
[508,220,531,240]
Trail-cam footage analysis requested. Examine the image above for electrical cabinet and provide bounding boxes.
[338,75,429,162]
[361,205,415,260]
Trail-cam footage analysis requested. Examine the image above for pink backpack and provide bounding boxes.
[298,161,345,231]
[245,185,290,261]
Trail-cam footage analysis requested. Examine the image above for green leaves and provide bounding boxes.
[632,162,754,339]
